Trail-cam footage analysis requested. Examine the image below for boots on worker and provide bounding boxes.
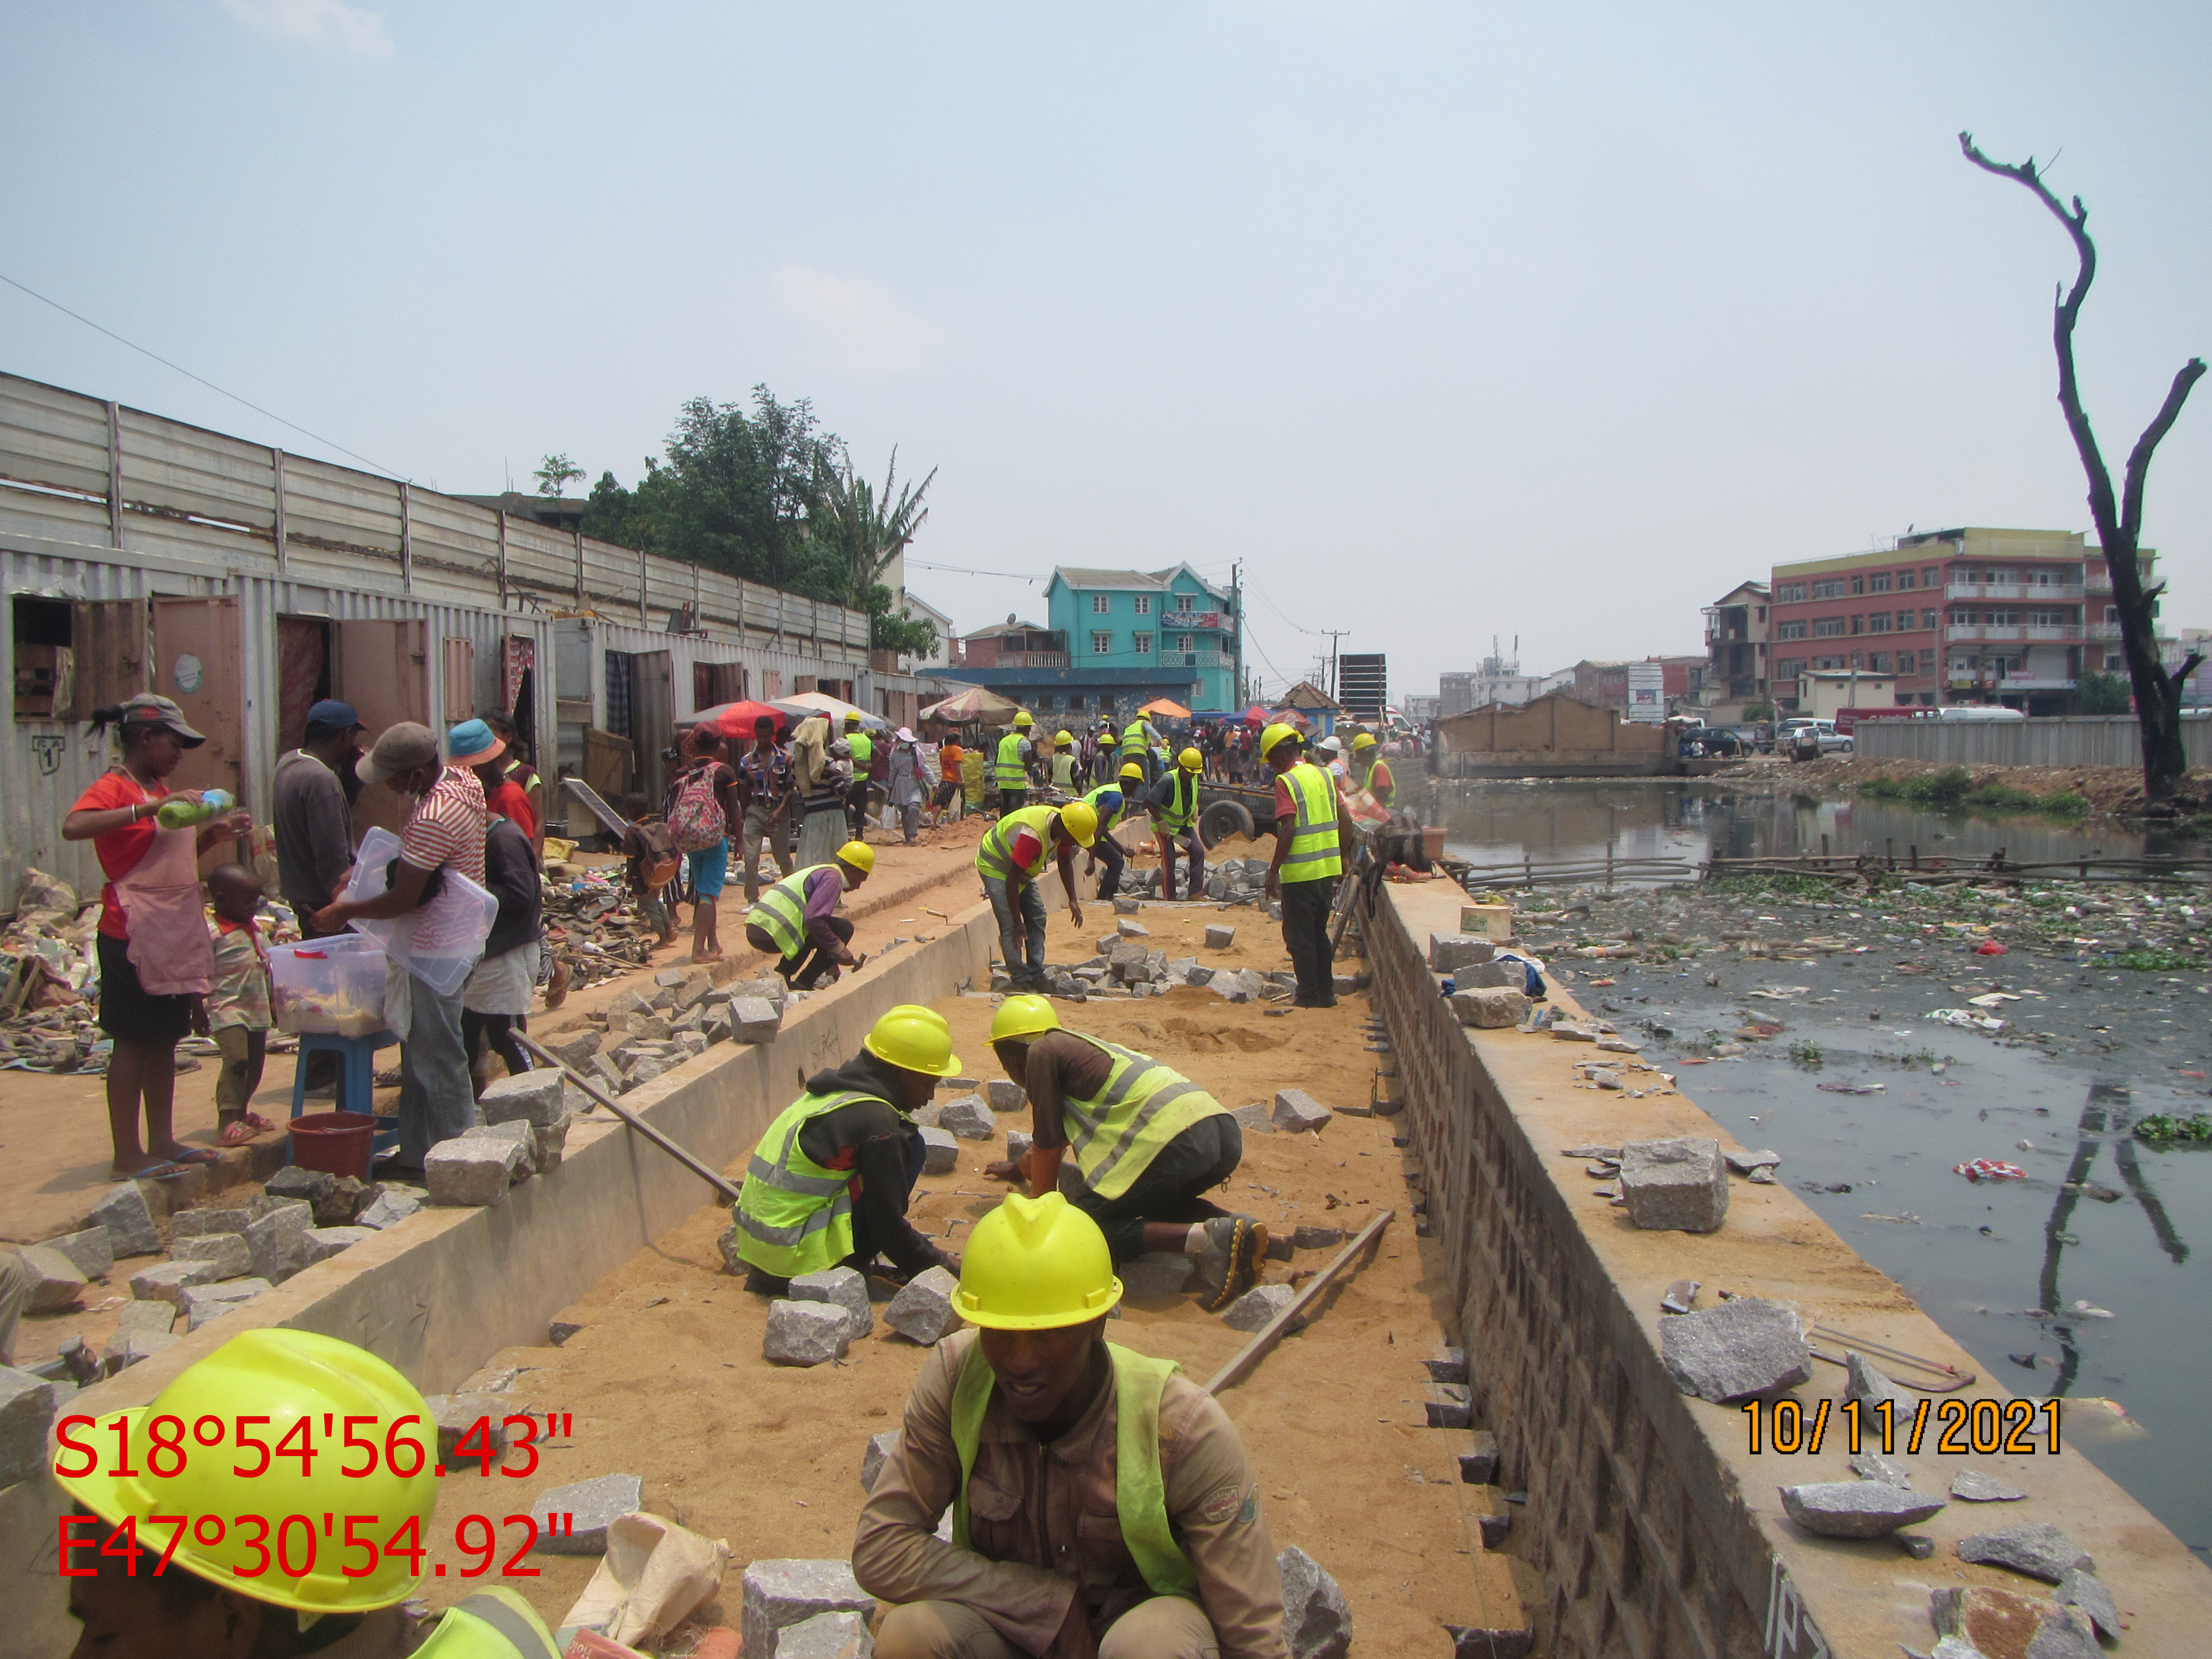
[1190,1214,1267,1312]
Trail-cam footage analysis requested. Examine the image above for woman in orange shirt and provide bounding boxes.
[64,695,255,1179]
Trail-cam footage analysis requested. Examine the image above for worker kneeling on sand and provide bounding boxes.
[975,801,1095,993]
[744,839,873,989]
[56,1327,561,1658]
[854,1192,1290,1659]
[1079,760,1144,901]
[730,1004,965,1295]
[983,994,1265,1310]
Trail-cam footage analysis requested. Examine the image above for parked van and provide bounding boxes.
[1932,704,2027,722]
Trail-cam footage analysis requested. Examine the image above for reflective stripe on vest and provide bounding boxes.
[745,864,835,959]
[1080,783,1125,836]
[1055,1033,1224,1200]
[995,732,1028,787]
[1154,769,1200,833]
[1279,762,1343,883]
[731,1088,886,1276]
[1121,719,1150,754]
[847,731,874,768]
[1356,755,1391,797]
[975,804,1057,882]
[413,1589,562,1659]
[1051,752,1076,789]
[950,1339,1199,1601]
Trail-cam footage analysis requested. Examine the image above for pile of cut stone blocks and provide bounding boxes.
[550,968,785,1099]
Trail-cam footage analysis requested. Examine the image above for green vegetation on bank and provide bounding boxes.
[2134,1112,2212,1146]
[2107,947,2208,972]
[1857,767,2090,817]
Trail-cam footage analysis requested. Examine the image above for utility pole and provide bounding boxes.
[1230,559,1243,711]
[1321,630,1349,701]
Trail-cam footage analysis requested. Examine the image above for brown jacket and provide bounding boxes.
[853,1328,1289,1658]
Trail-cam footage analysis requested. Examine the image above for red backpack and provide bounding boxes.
[666,765,728,853]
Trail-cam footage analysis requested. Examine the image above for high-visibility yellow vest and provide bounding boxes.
[1154,769,1201,833]
[413,1589,562,1658]
[995,732,1029,788]
[1051,751,1077,790]
[730,1087,888,1276]
[1050,1032,1225,1198]
[1121,718,1152,755]
[1080,782,1126,837]
[745,864,836,959]
[975,804,1058,882]
[1355,755,1392,799]
[847,730,874,768]
[950,1339,1198,1601]
[1279,761,1343,883]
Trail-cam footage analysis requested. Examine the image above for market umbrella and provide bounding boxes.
[920,684,1022,724]
[695,700,789,738]
[773,690,890,730]
[1242,706,1269,726]
[1139,697,1191,719]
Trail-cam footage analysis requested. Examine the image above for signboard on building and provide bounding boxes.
[1339,653,1387,722]
[1625,661,1666,722]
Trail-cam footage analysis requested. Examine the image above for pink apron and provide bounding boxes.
[116,816,215,997]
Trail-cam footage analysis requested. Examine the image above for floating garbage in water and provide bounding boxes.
[1927,1008,2008,1033]
[1817,1082,1885,1095]
[2070,1299,2115,1319]
[1974,940,2008,956]
[1953,1159,2028,1181]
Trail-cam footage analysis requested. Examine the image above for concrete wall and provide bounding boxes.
[1854,712,2212,768]
[1439,695,1666,758]
[1,899,997,1650]
[1363,877,2212,1657]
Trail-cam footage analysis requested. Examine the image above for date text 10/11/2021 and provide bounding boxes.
[1741,1397,2061,1457]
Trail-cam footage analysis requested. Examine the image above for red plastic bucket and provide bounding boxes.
[1422,826,1448,862]
[288,1111,376,1181]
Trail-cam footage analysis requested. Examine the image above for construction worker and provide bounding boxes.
[1092,724,1121,786]
[853,1192,1289,1659]
[1261,723,1360,1009]
[994,712,1035,816]
[1146,745,1207,900]
[1350,730,1395,808]
[56,1327,562,1658]
[744,839,873,989]
[1120,712,1161,788]
[1048,730,1079,792]
[982,995,1264,1306]
[728,1004,965,1293]
[844,712,878,839]
[975,800,1095,992]
[1081,760,1144,900]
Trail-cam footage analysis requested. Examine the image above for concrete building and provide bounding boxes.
[1794,667,1897,720]
[1702,581,1770,721]
[1768,528,2143,714]
[1440,651,1544,717]
[1569,656,1705,714]
[892,589,954,672]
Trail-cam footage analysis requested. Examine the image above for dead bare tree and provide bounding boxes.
[1960,133,2206,804]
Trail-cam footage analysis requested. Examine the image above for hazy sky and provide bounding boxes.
[7,2,2209,698]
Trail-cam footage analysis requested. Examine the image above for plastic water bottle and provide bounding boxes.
[154,788,234,830]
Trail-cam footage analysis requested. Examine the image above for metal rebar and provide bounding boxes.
[514,1031,743,1204]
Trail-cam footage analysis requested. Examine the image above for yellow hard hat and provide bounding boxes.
[954,1192,1122,1329]
[837,839,875,874]
[1013,710,1034,728]
[1056,730,1073,745]
[1057,800,1099,847]
[1352,731,1378,750]
[864,1004,964,1077]
[1119,761,1145,781]
[54,1329,439,1613]
[1100,728,1119,744]
[990,994,1061,1044]
[1178,747,1202,771]
[1261,722,1301,758]
[845,711,863,723]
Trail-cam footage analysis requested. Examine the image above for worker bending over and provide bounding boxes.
[983,995,1264,1307]
[975,801,1095,992]
[1120,712,1162,787]
[1350,730,1394,808]
[1081,760,1144,900]
[1147,745,1207,900]
[994,711,1035,815]
[744,839,873,988]
[58,1327,561,1658]
[854,1193,1290,1659]
[729,1004,964,1293]
[1261,723,1360,1009]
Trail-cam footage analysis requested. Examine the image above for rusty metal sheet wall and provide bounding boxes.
[0,376,110,499]
[117,405,276,532]
[281,453,404,566]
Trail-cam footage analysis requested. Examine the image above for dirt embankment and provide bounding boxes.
[1729,753,2212,817]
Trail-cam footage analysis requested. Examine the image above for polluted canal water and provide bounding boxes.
[1428,776,2212,1559]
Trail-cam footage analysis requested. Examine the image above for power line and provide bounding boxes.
[906,558,1042,582]
[0,269,412,480]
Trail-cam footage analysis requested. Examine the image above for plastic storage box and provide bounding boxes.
[269,934,389,1037]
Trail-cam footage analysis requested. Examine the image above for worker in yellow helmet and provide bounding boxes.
[56,1327,563,1658]
[1048,730,1079,792]
[1079,760,1145,900]
[854,1192,1288,1659]
[993,713,1036,817]
[1262,723,1360,1008]
[975,800,1095,992]
[982,995,1264,1308]
[1092,724,1122,787]
[744,839,873,989]
[1349,730,1394,808]
[1145,745,1208,900]
[844,712,879,840]
[729,1004,966,1293]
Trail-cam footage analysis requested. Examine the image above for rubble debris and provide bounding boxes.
[937,1094,997,1140]
[180,1277,273,1332]
[1220,1284,1301,1333]
[169,1231,254,1280]
[131,1258,226,1304]
[1292,1225,1344,1251]
[984,1078,1025,1113]
[1949,1469,2028,1503]
[481,1069,567,1126]
[1780,1480,1945,1540]
[1618,1138,1729,1233]
[356,1188,421,1229]
[38,1227,114,1282]
[730,997,782,1045]
[884,1266,964,1345]
[1272,1091,1331,1134]
[0,1365,58,1486]
[425,1137,526,1206]
[1115,917,1149,939]
[789,1266,874,1341]
[1723,1148,1781,1176]
[1276,1546,1354,1659]
[1955,1522,2093,1583]
[1844,1351,1916,1412]
[2054,1568,2120,1642]
[763,1301,851,1366]
[171,1205,254,1239]
[1452,987,1528,1029]
[530,1472,644,1556]
[425,1393,515,1462]
[860,1430,900,1492]
[103,1327,179,1376]
[464,1120,539,1179]
[17,1245,88,1312]
[1230,1102,1275,1134]
[1660,1279,1699,1315]
[246,1200,315,1282]
[740,1559,876,1659]
[1660,1297,1812,1402]
[920,1126,959,1176]
[90,1182,161,1258]
[1931,1584,2099,1658]
[1430,935,1495,972]
[1850,1449,1913,1486]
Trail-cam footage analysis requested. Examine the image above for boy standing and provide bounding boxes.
[202,864,277,1146]
[620,791,681,947]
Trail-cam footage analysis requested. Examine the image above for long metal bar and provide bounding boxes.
[513,1030,743,1205]
[272,447,288,575]
[1205,1208,1394,1396]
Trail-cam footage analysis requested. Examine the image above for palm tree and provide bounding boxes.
[812,448,936,608]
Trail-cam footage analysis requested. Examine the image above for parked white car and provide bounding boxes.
[1781,718,1853,754]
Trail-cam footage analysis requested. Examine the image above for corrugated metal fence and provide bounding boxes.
[1854,714,2212,767]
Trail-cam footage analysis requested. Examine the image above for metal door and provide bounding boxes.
[629,649,673,806]
[150,596,244,805]
[334,618,429,840]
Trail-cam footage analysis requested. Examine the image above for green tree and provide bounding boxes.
[810,448,937,609]
[650,389,845,596]
[2072,671,2133,714]
[533,453,584,497]
[857,584,940,658]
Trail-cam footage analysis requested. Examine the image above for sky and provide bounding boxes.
[6,2,2210,700]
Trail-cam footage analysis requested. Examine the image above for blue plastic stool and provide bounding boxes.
[289,1030,401,1157]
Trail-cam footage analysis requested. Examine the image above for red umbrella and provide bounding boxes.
[700,700,789,738]
[1242,706,1268,726]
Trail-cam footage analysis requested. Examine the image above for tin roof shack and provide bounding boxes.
[1435,692,1672,777]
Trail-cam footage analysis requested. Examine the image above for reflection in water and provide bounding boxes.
[1418,778,2166,873]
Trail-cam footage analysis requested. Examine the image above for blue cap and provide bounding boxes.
[304,699,363,736]
[445,718,504,766]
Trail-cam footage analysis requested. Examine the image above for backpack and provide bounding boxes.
[628,819,682,890]
[666,764,728,853]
